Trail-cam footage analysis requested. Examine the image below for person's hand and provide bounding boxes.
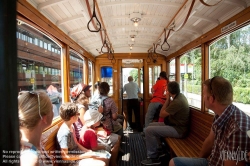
[98,105,103,113]
[165,91,170,100]
[248,152,250,160]
[105,145,111,152]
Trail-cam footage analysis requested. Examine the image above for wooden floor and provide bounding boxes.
[118,131,170,166]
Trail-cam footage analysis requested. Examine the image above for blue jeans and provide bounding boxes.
[173,157,208,166]
[144,102,162,131]
[145,122,182,158]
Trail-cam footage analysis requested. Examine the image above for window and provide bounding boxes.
[148,65,161,93]
[69,51,84,89]
[16,20,62,119]
[179,48,202,108]
[101,66,113,95]
[209,24,250,115]
[88,61,93,86]
[169,59,176,81]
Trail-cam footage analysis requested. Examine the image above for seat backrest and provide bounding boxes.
[188,109,214,141]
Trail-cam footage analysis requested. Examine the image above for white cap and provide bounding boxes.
[84,110,103,127]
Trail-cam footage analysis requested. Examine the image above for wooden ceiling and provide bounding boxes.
[27,0,250,57]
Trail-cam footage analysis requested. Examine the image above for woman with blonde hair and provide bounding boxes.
[19,91,54,166]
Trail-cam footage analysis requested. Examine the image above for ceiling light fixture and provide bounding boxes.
[129,44,133,50]
[128,41,134,50]
[129,31,137,42]
[130,13,141,27]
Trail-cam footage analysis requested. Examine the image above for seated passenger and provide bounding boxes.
[169,76,250,166]
[56,102,110,166]
[141,81,190,165]
[80,109,120,166]
[143,71,168,132]
[71,83,92,141]
[98,82,123,138]
[18,91,54,166]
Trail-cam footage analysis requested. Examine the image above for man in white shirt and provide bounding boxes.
[123,76,142,132]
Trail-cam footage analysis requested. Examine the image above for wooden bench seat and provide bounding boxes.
[165,109,214,158]
[41,118,63,165]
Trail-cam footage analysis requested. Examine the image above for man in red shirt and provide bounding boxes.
[143,71,168,133]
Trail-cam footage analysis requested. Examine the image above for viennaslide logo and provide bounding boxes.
[219,147,248,164]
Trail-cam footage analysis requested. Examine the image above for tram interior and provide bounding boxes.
[1,0,250,166]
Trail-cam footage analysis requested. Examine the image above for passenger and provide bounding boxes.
[143,71,169,133]
[123,76,142,132]
[98,82,124,138]
[56,102,109,166]
[71,83,92,141]
[80,109,120,166]
[91,81,101,103]
[169,76,250,166]
[141,81,190,165]
[18,91,54,166]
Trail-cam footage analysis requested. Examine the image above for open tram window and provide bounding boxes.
[179,48,202,109]
[209,24,250,115]
[16,19,62,118]
[101,66,113,95]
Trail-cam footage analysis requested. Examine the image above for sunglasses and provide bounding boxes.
[209,77,215,99]
[19,91,43,120]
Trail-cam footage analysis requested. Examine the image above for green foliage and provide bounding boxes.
[208,25,250,104]
[129,69,139,82]
[186,84,201,95]
[233,87,250,104]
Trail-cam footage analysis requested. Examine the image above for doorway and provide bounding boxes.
[121,59,144,129]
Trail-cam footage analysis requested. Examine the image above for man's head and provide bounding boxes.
[128,76,133,82]
[167,81,180,95]
[203,76,233,107]
[99,82,110,96]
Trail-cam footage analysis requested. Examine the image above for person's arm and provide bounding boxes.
[79,107,87,124]
[137,84,141,94]
[109,100,118,120]
[199,128,214,158]
[72,127,91,152]
[159,91,171,118]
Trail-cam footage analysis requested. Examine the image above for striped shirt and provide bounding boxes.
[209,104,250,165]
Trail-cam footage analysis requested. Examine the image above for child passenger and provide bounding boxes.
[80,109,120,166]
[56,102,110,166]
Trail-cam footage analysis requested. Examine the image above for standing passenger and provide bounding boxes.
[123,76,142,131]
[143,71,168,133]
[19,91,54,166]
